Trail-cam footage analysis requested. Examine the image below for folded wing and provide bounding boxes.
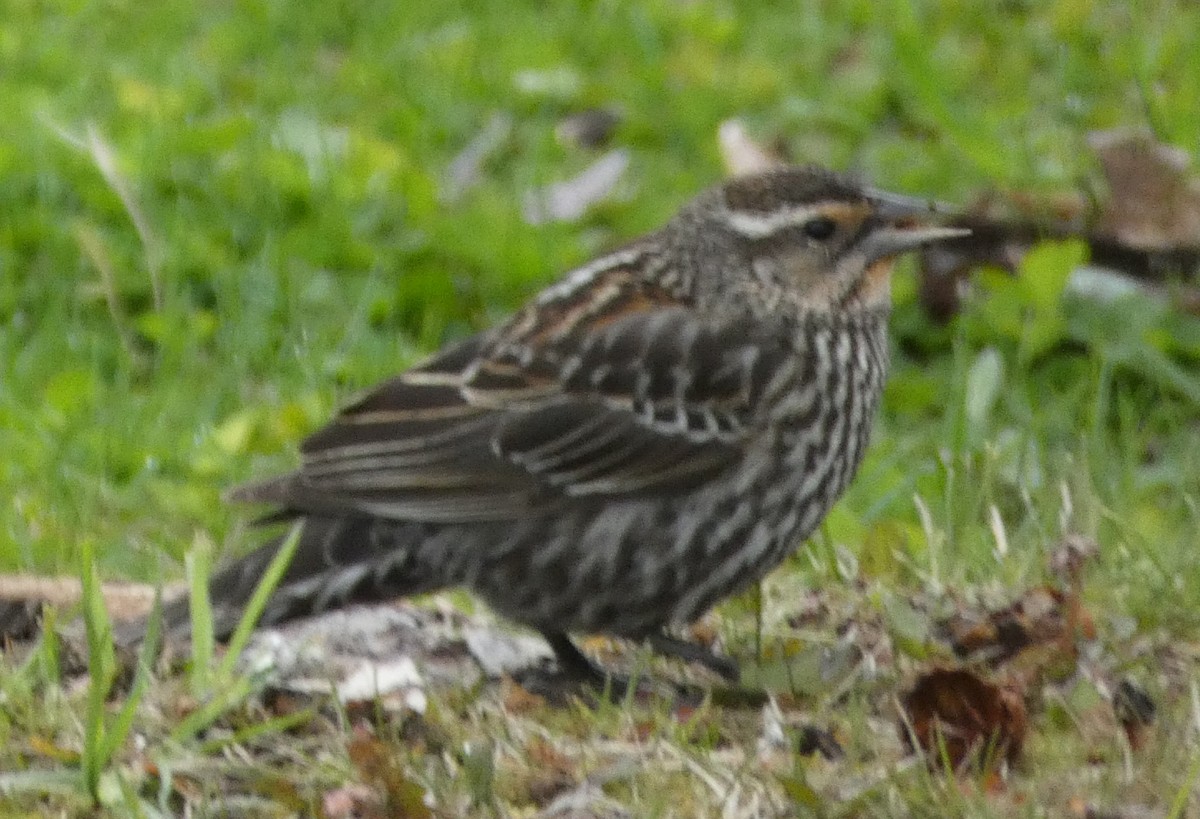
[229,266,791,523]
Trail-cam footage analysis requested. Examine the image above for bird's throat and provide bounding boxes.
[848,257,896,307]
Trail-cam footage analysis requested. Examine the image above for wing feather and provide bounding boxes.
[228,263,792,523]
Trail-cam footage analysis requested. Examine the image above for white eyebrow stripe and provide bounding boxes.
[723,204,827,238]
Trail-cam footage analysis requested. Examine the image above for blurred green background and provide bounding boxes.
[1,0,1198,633]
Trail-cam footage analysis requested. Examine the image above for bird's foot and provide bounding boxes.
[514,633,703,708]
[646,632,740,682]
[512,665,643,706]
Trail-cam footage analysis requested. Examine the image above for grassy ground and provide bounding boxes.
[2,0,1200,815]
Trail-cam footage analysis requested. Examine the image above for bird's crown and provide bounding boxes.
[663,166,966,316]
[722,165,866,214]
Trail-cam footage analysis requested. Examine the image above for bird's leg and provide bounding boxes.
[543,632,608,681]
[516,632,634,704]
[646,632,740,682]
[515,632,712,707]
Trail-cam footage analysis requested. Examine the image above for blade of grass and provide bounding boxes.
[197,707,315,755]
[216,522,303,681]
[116,770,160,819]
[98,592,162,766]
[18,603,61,688]
[0,769,83,797]
[80,538,116,804]
[1166,751,1200,819]
[168,523,303,744]
[168,673,256,743]
[186,533,215,696]
[85,124,164,311]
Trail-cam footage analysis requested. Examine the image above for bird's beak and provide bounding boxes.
[858,188,972,265]
[865,188,957,218]
[858,223,972,266]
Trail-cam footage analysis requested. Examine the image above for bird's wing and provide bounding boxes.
[229,265,791,523]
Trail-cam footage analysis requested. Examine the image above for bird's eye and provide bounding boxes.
[802,217,837,241]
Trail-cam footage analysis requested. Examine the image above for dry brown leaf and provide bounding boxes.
[502,675,549,714]
[945,585,1095,683]
[261,688,316,720]
[523,737,578,806]
[913,129,1200,321]
[1090,128,1200,250]
[899,667,1027,771]
[346,725,432,819]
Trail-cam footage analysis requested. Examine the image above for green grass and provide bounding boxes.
[2,0,1200,815]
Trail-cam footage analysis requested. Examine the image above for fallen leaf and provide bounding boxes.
[522,150,630,224]
[1090,128,1200,250]
[522,736,577,806]
[347,726,432,819]
[526,769,577,809]
[260,688,314,719]
[945,585,1095,682]
[899,667,1027,771]
[501,676,549,714]
[912,128,1200,322]
[442,112,513,203]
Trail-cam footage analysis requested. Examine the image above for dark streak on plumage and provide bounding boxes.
[148,166,964,682]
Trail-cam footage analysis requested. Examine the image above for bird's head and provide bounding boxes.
[674,166,968,318]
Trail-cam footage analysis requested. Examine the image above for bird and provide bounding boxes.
[155,165,967,685]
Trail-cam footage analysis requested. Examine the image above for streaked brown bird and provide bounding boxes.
[163,166,965,683]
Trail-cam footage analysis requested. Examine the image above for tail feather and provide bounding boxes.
[118,515,454,647]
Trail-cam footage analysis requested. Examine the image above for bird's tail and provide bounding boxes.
[116,515,450,647]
